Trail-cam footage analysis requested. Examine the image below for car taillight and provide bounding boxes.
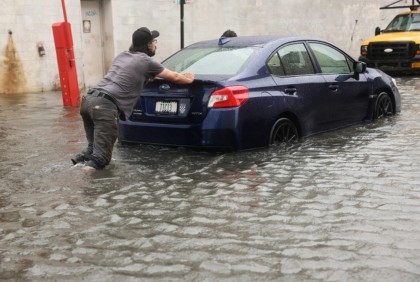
[208,86,249,108]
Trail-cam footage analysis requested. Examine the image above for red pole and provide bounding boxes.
[61,0,68,23]
[52,0,80,107]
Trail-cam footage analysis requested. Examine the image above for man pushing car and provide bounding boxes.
[72,27,194,170]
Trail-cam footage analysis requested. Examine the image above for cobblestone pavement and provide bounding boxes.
[1,77,420,281]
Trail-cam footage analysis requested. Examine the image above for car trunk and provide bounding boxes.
[128,78,220,124]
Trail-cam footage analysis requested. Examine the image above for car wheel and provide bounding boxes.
[374,92,394,119]
[269,117,298,145]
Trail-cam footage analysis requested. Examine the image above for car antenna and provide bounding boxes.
[218,37,231,46]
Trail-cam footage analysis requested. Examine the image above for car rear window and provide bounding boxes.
[163,47,256,76]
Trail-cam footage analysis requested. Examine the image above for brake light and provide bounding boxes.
[208,86,249,108]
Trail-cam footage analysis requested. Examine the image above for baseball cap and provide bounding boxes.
[132,27,160,47]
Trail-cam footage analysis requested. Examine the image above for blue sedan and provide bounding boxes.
[118,36,401,150]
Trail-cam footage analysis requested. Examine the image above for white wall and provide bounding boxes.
[0,0,84,93]
[0,0,401,94]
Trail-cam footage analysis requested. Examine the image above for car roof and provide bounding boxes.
[185,35,324,49]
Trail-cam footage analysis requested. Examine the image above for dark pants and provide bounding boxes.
[74,94,119,169]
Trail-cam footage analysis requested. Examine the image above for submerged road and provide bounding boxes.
[0,77,420,281]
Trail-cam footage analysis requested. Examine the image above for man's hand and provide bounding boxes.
[158,68,195,84]
[183,73,194,82]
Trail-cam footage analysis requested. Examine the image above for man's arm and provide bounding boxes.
[157,68,194,84]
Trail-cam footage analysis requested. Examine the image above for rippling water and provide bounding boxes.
[1,77,420,281]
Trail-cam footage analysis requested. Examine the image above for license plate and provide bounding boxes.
[155,100,178,114]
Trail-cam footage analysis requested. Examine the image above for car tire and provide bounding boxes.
[374,92,394,119]
[269,117,298,145]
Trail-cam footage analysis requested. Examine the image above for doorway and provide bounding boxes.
[80,0,105,89]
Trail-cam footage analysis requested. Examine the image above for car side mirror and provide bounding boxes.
[354,61,367,74]
[375,27,381,36]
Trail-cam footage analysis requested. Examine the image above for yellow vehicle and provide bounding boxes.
[359,0,420,73]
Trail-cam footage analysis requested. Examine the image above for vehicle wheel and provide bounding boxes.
[269,117,298,145]
[374,92,394,119]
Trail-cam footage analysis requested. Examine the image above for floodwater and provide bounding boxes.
[1,77,420,282]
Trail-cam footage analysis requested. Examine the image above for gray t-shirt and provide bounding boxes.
[95,51,164,118]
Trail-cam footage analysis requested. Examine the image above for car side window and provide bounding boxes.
[268,43,315,76]
[267,52,285,76]
[309,43,352,74]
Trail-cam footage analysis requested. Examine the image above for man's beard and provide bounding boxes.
[147,47,156,57]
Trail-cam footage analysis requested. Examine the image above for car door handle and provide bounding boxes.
[284,87,297,95]
[329,84,339,92]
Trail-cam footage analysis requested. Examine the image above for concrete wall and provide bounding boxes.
[0,0,83,93]
[0,0,401,94]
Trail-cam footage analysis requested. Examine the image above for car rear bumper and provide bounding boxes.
[118,110,240,150]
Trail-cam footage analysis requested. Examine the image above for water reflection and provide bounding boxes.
[1,78,420,281]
